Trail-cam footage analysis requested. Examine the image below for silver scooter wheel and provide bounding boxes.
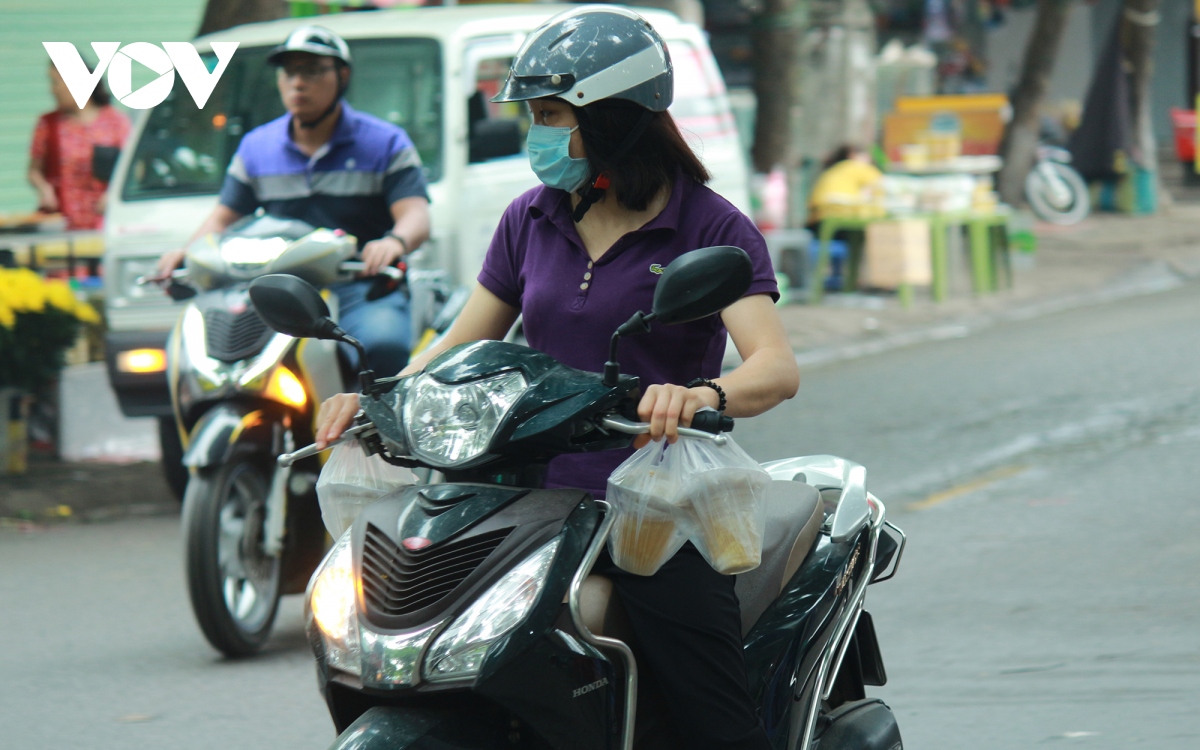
[1025,160,1090,225]
[182,460,282,656]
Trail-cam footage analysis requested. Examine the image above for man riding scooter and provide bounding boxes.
[156,25,431,377]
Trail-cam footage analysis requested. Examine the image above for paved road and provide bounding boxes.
[737,283,1200,748]
[4,285,1200,748]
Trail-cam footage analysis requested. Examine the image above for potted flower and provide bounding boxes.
[0,268,100,474]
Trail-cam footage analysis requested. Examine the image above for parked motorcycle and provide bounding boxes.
[248,245,907,749]
[1026,145,1090,225]
[144,214,436,657]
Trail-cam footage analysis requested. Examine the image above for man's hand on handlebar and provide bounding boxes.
[360,234,406,276]
[154,249,187,281]
[315,392,362,449]
[634,383,722,448]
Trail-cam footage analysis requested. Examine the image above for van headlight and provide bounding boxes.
[403,371,526,467]
[423,537,560,681]
[307,531,361,677]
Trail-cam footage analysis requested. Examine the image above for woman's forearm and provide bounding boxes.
[28,163,53,194]
[710,344,799,418]
[398,284,519,377]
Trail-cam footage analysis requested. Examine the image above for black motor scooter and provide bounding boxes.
[248,245,907,750]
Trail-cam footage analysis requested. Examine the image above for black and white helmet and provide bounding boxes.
[267,25,352,67]
[492,6,672,112]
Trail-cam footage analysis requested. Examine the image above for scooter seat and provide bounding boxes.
[733,480,823,635]
[576,480,823,639]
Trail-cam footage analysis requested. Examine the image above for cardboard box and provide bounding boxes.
[861,219,932,288]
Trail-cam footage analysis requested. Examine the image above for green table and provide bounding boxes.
[812,210,1011,305]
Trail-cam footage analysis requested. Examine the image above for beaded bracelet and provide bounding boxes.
[686,377,726,412]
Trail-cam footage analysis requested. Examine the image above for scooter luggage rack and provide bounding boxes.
[567,413,735,750]
[799,495,887,750]
[567,500,638,750]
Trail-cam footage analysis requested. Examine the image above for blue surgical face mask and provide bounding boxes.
[527,124,590,194]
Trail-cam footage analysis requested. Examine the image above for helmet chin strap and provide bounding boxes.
[298,96,342,130]
[572,109,654,223]
[297,75,348,130]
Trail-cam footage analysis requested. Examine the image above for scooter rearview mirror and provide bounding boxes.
[652,246,754,325]
[249,274,339,340]
[602,246,755,387]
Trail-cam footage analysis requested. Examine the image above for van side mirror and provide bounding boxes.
[470,120,523,163]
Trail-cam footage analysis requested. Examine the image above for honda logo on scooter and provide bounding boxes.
[43,42,238,109]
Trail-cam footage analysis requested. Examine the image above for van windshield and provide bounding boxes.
[122,38,443,202]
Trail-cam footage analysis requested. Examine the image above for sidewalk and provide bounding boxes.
[775,205,1200,363]
[6,206,1200,527]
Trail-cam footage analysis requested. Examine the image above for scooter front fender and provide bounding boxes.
[181,402,275,469]
[327,706,494,750]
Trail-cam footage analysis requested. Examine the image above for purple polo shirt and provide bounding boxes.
[478,176,777,498]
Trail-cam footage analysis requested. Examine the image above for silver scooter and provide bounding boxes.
[143,214,408,657]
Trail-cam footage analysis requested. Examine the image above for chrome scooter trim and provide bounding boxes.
[822,493,886,699]
[567,500,637,750]
[799,496,886,750]
[263,428,295,556]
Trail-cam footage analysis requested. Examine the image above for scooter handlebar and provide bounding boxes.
[600,415,730,445]
[134,268,190,286]
[276,421,376,467]
[337,260,404,280]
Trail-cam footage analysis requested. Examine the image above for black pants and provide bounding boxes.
[595,543,771,750]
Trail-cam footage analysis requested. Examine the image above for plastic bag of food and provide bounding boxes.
[315,441,417,537]
[606,439,690,576]
[675,435,771,574]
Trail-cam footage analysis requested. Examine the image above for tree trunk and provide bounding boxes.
[1121,0,1160,170]
[995,0,1073,205]
[197,0,289,37]
[750,0,803,174]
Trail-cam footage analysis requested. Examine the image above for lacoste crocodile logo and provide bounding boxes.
[649,264,664,275]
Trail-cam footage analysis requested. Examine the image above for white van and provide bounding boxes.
[102,4,749,418]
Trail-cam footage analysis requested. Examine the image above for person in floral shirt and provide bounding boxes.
[27,64,130,230]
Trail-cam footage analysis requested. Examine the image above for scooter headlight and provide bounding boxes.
[423,537,560,682]
[308,531,361,677]
[403,371,526,467]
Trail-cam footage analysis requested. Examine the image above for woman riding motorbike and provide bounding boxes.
[316,7,799,748]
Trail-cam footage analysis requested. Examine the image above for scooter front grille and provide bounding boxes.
[361,524,513,619]
[204,307,272,362]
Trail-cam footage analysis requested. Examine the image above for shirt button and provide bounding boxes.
[580,282,589,290]
[587,261,594,269]
[584,272,592,280]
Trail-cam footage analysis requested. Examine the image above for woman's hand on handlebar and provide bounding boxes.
[634,384,721,448]
[315,393,362,449]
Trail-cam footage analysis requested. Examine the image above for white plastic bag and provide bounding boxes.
[675,437,771,575]
[315,442,417,537]
[606,439,690,576]
[606,431,771,576]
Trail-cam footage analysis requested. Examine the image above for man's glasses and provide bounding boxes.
[278,63,336,81]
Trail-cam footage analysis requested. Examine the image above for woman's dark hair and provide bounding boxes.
[48,60,111,107]
[823,144,856,170]
[574,99,710,210]
[89,78,111,107]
